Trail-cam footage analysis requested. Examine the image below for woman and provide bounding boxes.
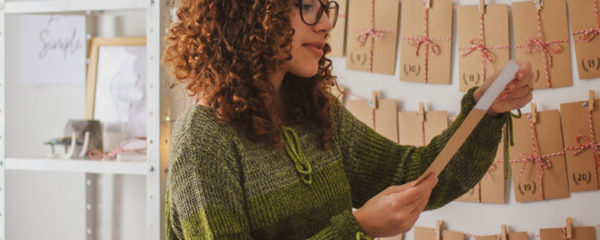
[163,0,533,239]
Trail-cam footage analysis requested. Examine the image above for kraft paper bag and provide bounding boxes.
[568,0,600,79]
[346,0,400,74]
[540,226,596,240]
[397,110,448,146]
[476,232,529,240]
[457,4,510,91]
[457,137,505,203]
[414,227,464,240]
[509,110,570,202]
[560,99,600,192]
[512,0,572,89]
[347,98,398,142]
[400,0,453,84]
[327,0,347,57]
[377,233,404,240]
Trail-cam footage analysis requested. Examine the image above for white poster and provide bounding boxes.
[94,46,147,138]
[16,15,86,85]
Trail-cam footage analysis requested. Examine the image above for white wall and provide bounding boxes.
[331,0,600,238]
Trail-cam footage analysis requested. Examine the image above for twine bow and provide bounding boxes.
[522,37,563,69]
[510,114,565,200]
[569,135,600,156]
[406,36,441,56]
[564,108,600,190]
[462,39,496,62]
[356,29,385,47]
[514,151,555,199]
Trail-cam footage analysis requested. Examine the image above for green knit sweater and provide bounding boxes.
[165,88,506,239]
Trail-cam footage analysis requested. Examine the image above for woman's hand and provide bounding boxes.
[473,60,534,117]
[352,173,438,238]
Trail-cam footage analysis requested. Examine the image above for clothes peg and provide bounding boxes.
[533,0,543,10]
[530,103,538,124]
[589,90,595,111]
[419,102,426,122]
[435,220,444,240]
[368,90,379,109]
[566,217,573,239]
[423,0,432,8]
[479,0,486,13]
[501,224,508,240]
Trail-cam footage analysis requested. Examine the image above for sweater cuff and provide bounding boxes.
[463,87,509,131]
[310,210,371,239]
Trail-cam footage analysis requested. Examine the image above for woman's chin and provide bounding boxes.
[290,68,319,78]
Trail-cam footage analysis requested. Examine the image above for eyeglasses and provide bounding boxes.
[295,0,339,28]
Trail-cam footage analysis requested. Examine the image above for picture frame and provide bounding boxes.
[85,36,147,139]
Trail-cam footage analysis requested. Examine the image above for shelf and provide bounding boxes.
[4,157,149,175]
[3,0,147,14]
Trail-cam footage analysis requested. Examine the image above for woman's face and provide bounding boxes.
[286,1,334,78]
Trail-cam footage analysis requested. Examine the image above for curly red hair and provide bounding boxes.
[163,0,337,148]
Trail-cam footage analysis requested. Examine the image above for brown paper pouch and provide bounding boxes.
[347,99,398,143]
[398,110,447,146]
[346,0,400,74]
[509,232,531,240]
[376,99,399,143]
[512,0,572,89]
[560,99,600,192]
[457,4,510,91]
[327,0,347,57]
[400,0,453,84]
[509,110,569,202]
[475,230,529,240]
[568,0,600,79]
[540,226,596,240]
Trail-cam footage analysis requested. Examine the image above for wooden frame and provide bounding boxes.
[85,36,146,119]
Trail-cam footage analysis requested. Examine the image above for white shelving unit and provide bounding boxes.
[0,0,172,239]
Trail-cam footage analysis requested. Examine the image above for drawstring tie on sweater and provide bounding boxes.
[282,126,313,185]
[504,109,522,179]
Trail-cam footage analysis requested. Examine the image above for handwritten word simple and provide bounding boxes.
[38,28,82,59]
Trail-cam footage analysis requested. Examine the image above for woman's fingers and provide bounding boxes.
[506,60,533,90]
[392,174,437,209]
[501,85,532,100]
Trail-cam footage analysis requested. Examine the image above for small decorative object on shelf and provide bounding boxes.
[44,119,102,159]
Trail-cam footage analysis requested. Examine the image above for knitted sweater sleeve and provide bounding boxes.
[331,87,507,210]
[166,108,253,240]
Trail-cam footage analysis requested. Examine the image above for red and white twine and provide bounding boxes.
[403,8,451,83]
[350,0,396,72]
[564,106,600,189]
[515,9,568,88]
[460,12,509,82]
[573,0,600,43]
[509,114,565,200]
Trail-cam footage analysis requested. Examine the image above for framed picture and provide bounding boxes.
[85,37,147,139]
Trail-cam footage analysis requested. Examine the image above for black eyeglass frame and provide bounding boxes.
[296,0,340,28]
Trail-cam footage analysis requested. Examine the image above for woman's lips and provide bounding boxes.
[304,45,324,56]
